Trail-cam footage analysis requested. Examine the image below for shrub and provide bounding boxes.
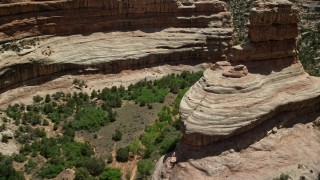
[107,154,113,164]
[24,159,37,173]
[13,154,27,163]
[75,167,91,180]
[112,129,122,141]
[129,140,141,155]
[99,168,121,180]
[139,101,146,107]
[77,157,105,176]
[38,164,64,178]
[33,95,43,103]
[160,138,179,154]
[137,159,153,178]
[116,147,129,162]
[72,107,109,132]
[53,123,59,131]
[0,156,25,180]
[1,135,9,143]
[42,119,49,126]
[45,94,51,103]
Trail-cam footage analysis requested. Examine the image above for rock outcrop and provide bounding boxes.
[153,0,320,179]
[180,0,320,146]
[0,0,232,91]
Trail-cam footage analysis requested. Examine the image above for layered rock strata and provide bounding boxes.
[180,0,320,146]
[0,0,232,91]
[152,1,320,179]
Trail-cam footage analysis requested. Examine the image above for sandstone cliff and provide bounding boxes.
[153,0,320,179]
[0,0,232,91]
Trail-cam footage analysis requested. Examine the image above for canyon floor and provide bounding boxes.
[0,64,208,108]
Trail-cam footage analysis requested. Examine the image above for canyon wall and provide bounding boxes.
[0,0,231,43]
[0,0,232,91]
[153,0,320,179]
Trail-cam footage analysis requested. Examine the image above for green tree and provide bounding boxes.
[45,94,51,103]
[75,167,91,180]
[33,95,43,103]
[99,168,121,180]
[13,154,27,163]
[137,159,153,178]
[112,129,122,141]
[116,147,129,162]
[77,157,106,176]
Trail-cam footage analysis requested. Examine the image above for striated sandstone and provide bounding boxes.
[153,0,320,179]
[180,61,320,146]
[0,28,232,91]
[153,113,320,180]
[0,0,232,43]
[176,0,320,147]
[0,0,233,91]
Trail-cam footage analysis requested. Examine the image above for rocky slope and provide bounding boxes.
[153,0,320,179]
[0,0,232,91]
[179,0,320,146]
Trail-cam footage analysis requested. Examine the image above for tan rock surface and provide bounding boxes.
[0,28,232,91]
[0,0,232,91]
[153,1,320,178]
[180,61,320,146]
[178,0,320,146]
[153,113,320,180]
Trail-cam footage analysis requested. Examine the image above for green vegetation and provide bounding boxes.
[1,71,203,179]
[75,167,91,180]
[13,154,27,163]
[114,87,188,178]
[137,159,153,178]
[72,106,109,132]
[19,137,94,178]
[99,167,122,180]
[225,0,254,45]
[24,159,37,174]
[112,129,122,141]
[226,0,320,77]
[116,147,129,162]
[73,79,87,88]
[299,18,320,76]
[0,153,25,180]
[1,134,9,143]
[1,38,39,53]
[107,154,113,164]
